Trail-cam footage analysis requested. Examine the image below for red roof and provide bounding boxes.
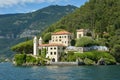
[77,29,86,32]
[39,43,65,47]
[52,30,71,35]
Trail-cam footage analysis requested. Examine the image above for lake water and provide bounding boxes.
[0,62,120,80]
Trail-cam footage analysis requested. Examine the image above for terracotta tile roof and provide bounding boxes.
[52,30,71,35]
[77,29,86,32]
[39,43,65,47]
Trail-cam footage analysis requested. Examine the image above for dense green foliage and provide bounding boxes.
[84,58,95,65]
[14,54,26,66]
[61,51,116,65]
[42,32,51,43]
[109,29,120,62]
[14,54,47,66]
[43,0,120,35]
[75,37,98,47]
[41,48,47,58]
[11,40,33,54]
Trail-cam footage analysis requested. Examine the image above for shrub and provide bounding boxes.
[111,45,120,62]
[75,37,97,47]
[73,51,116,65]
[14,54,47,66]
[66,51,76,61]
[41,48,46,58]
[84,58,95,65]
[14,54,26,66]
[91,51,116,63]
[104,58,116,65]
[26,55,36,63]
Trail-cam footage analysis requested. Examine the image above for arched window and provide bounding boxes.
[52,58,55,62]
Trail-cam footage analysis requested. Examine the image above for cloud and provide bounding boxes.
[0,0,66,8]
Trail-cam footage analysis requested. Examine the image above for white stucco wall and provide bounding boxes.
[46,46,64,62]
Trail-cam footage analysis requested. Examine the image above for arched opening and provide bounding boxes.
[52,58,55,62]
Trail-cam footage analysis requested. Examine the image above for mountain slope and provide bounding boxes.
[0,5,77,38]
[0,5,77,57]
[42,0,120,37]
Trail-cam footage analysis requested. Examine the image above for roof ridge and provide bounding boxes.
[52,30,71,35]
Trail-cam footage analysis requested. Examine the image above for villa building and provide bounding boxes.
[50,30,72,46]
[33,29,108,62]
[33,30,72,62]
[77,29,88,38]
[77,29,92,38]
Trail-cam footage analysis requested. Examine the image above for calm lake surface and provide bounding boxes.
[0,62,120,80]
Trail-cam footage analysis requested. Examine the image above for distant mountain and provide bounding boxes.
[0,5,77,38]
[0,5,77,57]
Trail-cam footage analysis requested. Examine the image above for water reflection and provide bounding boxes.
[0,63,120,80]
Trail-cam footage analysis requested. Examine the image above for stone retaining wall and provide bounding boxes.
[49,62,78,66]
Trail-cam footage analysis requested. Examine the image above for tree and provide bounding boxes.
[41,48,46,58]
[14,54,26,65]
[75,36,98,47]
[111,45,120,62]
[42,32,51,43]
[11,40,33,54]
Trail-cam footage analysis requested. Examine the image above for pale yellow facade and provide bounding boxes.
[46,46,64,62]
[50,34,72,46]
[76,29,88,39]
[38,44,64,62]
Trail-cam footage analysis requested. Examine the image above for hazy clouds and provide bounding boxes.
[0,0,66,8]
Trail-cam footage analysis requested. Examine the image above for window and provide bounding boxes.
[59,39,61,41]
[56,39,58,41]
[64,36,66,38]
[50,48,52,50]
[59,36,61,38]
[50,52,52,55]
[54,52,56,55]
[54,47,56,50]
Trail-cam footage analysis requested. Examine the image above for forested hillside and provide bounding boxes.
[43,0,120,35]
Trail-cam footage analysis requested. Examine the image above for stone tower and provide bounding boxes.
[39,37,42,45]
[33,36,38,56]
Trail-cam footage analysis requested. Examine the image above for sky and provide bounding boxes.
[0,0,88,14]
